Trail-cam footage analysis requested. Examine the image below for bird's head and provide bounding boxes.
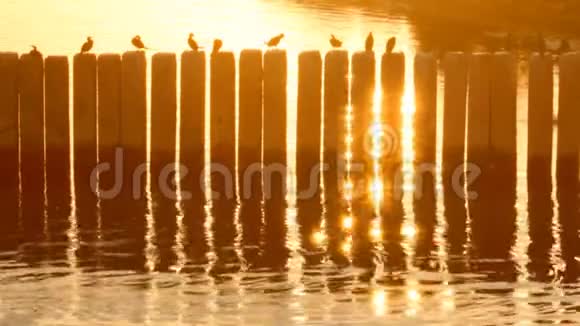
[134,35,141,40]
[31,45,37,50]
[189,33,194,38]
[87,36,93,41]
[280,33,285,38]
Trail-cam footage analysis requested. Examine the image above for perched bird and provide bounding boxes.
[81,36,93,54]
[537,33,546,56]
[188,33,201,51]
[386,36,396,54]
[330,34,342,48]
[29,45,41,56]
[365,32,374,52]
[266,33,284,47]
[131,35,148,50]
[212,39,223,54]
[558,39,571,54]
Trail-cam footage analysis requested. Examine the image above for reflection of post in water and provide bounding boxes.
[441,52,468,271]
[0,53,20,258]
[467,53,517,280]
[262,49,289,270]
[19,53,45,245]
[239,49,263,268]
[380,50,405,272]
[323,50,349,266]
[45,55,72,261]
[527,54,554,282]
[556,53,580,282]
[150,53,178,272]
[210,51,239,275]
[413,53,437,270]
[350,50,375,268]
[297,51,324,267]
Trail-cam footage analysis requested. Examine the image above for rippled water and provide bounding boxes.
[0,0,579,324]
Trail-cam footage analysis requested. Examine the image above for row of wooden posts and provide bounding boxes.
[0,50,579,197]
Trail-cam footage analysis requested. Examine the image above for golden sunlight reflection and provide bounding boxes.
[372,290,387,316]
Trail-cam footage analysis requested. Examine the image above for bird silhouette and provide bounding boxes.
[386,36,396,54]
[188,33,201,51]
[266,33,284,47]
[29,45,41,56]
[81,37,93,54]
[212,39,223,54]
[330,34,342,48]
[365,32,374,52]
[131,35,149,50]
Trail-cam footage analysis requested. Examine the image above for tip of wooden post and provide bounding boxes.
[181,50,205,61]
[20,53,43,61]
[152,52,176,60]
[122,51,146,59]
[0,52,18,59]
[325,49,348,60]
[45,55,68,64]
[98,53,121,62]
[265,48,286,55]
[240,49,262,56]
[299,50,321,60]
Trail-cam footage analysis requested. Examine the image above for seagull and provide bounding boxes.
[188,33,201,51]
[212,39,223,54]
[81,37,93,54]
[330,34,342,48]
[29,45,41,56]
[266,33,284,47]
[386,36,396,54]
[131,35,148,50]
[365,32,374,52]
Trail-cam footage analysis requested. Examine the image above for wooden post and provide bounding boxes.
[557,53,580,183]
[466,53,492,166]
[0,53,19,229]
[323,50,349,179]
[180,51,205,199]
[210,51,236,197]
[239,49,263,201]
[121,51,147,165]
[45,56,70,193]
[381,52,405,164]
[297,51,322,197]
[490,52,517,168]
[442,52,468,169]
[350,51,375,164]
[19,53,44,236]
[263,49,287,195]
[151,53,177,159]
[97,54,122,162]
[414,53,437,165]
[527,54,553,177]
[73,54,97,190]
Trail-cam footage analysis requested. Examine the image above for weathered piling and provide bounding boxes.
[350,51,375,164]
[527,54,553,177]
[323,50,349,191]
[210,51,236,200]
[121,51,147,176]
[466,53,492,166]
[151,53,177,160]
[45,56,70,197]
[73,53,98,187]
[263,49,287,202]
[97,54,122,162]
[297,51,322,198]
[19,53,45,236]
[490,52,517,169]
[180,51,205,200]
[380,52,405,164]
[556,53,580,183]
[442,52,468,169]
[0,53,19,225]
[239,49,263,200]
[414,53,437,165]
